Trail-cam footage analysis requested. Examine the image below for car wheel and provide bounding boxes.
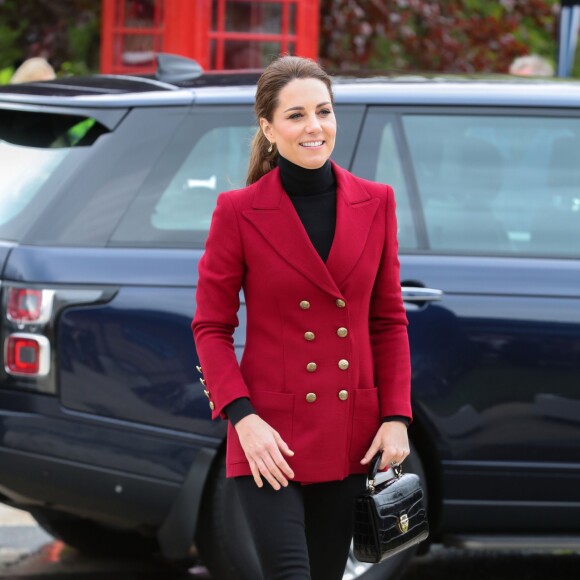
[342,440,427,580]
[29,507,158,557]
[196,451,262,580]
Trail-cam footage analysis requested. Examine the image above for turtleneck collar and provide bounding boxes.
[278,155,335,197]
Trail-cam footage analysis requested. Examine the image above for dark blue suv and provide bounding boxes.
[1,58,579,580]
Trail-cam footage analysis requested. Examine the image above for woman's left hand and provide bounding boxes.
[360,421,410,470]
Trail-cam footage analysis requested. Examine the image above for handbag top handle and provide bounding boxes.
[368,452,403,491]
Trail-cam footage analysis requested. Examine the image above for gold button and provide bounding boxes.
[209,401,215,411]
[306,362,317,372]
[338,359,349,370]
[300,300,311,310]
[337,327,348,338]
[336,298,346,308]
[338,389,349,401]
[306,392,317,403]
[304,331,315,341]
[200,377,207,386]
[203,390,210,398]
[196,365,203,374]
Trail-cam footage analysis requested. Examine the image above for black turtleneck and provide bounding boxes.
[223,156,410,428]
[278,155,337,263]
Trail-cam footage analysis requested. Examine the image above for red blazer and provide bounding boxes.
[192,162,411,482]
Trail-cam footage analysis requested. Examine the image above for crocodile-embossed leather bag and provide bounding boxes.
[353,452,429,563]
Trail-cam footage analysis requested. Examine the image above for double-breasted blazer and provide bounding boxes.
[192,161,411,482]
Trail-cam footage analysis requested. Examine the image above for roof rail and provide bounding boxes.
[155,53,204,84]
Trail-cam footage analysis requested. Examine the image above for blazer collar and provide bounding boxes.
[251,161,371,208]
[243,161,380,295]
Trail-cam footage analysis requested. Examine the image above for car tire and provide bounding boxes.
[197,441,427,580]
[29,507,158,557]
[196,451,262,580]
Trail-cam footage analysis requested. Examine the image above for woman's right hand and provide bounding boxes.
[234,414,295,490]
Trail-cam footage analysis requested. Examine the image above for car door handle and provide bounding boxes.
[401,287,443,303]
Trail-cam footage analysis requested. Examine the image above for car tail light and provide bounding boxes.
[2,284,111,391]
[7,288,54,324]
[4,333,50,377]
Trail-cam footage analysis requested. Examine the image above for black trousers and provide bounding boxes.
[233,474,367,580]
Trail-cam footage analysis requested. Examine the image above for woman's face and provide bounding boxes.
[260,77,336,170]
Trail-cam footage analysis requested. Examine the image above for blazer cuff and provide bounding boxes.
[382,415,411,428]
[223,397,257,426]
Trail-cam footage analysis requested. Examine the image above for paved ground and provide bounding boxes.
[0,505,53,572]
[2,505,580,579]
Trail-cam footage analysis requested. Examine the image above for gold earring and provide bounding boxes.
[268,142,273,153]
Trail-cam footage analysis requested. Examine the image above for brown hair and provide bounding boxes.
[246,56,334,185]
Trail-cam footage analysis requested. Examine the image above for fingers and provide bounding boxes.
[248,444,293,490]
[258,435,295,488]
[249,459,264,488]
[240,424,295,490]
[361,423,410,469]
[272,432,295,479]
[376,441,409,469]
[360,436,382,465]
[274,432,295,457]
[380,446,409,469]
[254,453,288,490]
[379,443,410,469]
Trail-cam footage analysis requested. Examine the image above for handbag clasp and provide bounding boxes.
[397,513,409,533]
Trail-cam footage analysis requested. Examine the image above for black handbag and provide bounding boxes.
[353,452,429,564]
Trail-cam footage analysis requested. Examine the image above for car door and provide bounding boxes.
[352,106,580,534]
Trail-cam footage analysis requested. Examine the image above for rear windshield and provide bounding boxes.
[0,109,108,242]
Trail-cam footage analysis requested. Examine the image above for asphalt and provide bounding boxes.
[1,505,580,579]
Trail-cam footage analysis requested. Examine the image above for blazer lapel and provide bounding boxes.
[242,167,340,297]
[325,162,380,288]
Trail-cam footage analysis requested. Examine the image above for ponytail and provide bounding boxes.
[246,129,278,186]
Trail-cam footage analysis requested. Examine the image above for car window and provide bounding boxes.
[151,125,254,232]
[0,143,68,226]
[110,105,366,248]
[110,107,256,247]
[402,113,580,257]
[0,109,110,242]
[374,122,416,250]
[351,114,418,250]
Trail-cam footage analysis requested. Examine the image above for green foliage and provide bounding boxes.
[59,61,92,77]
[0,27,23,69]
[320,0,564,75]
[0,67,15,85]
[0,0,25,69]
[0,0,101,83]
[67,11,101,73]
[573,42,580,78]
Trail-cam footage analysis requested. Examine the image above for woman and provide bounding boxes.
[192,56,412,580]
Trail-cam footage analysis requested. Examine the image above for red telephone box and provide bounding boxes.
[101,0,320,74]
